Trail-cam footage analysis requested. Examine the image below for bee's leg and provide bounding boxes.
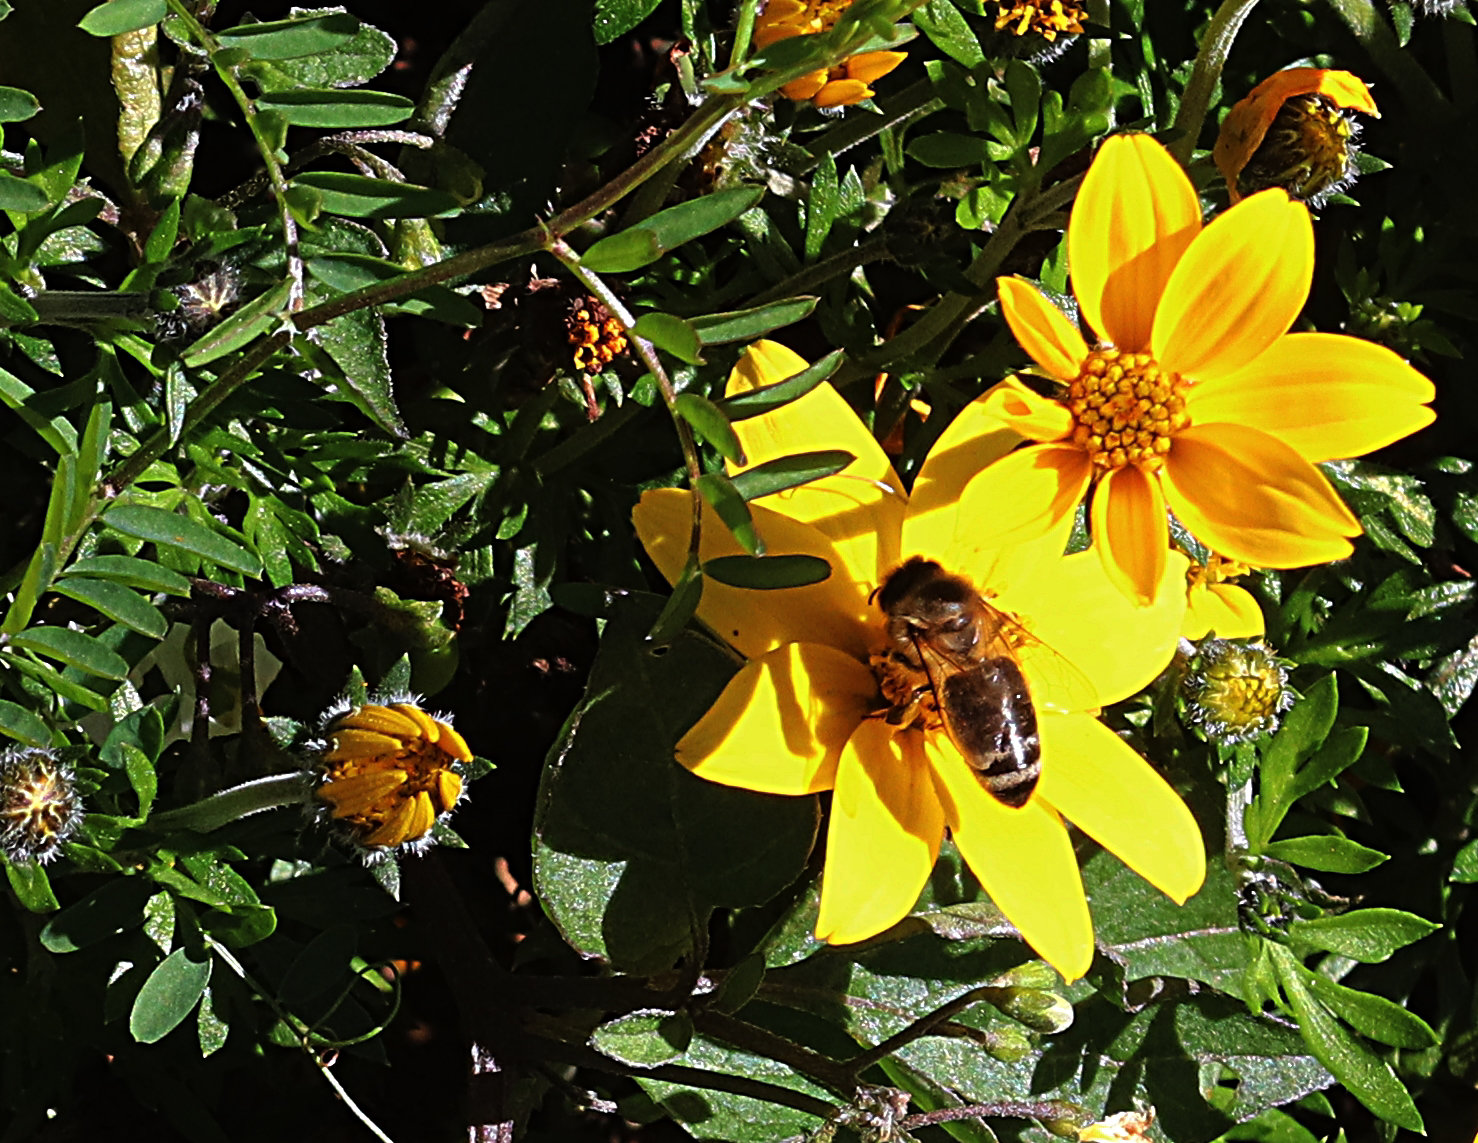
[883,685,931,728]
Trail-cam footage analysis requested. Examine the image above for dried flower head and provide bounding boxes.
[314,700,471,855]
[1183,639,1294,744]
[0,747,84,865]
[1215,69,1379,205]
[992,0,1086,41]
[566,298,628,375]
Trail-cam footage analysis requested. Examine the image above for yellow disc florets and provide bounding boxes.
[1068,348,1190,474]
[566,303,628,374]
[1183,640,1293,744]
[992,0,1086,40]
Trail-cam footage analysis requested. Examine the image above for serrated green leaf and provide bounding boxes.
[690,297,818,345]
[51,577,168,639]
[312,306,406,437]
[694,473,762,556]
[215,12,358,58]
[590,1009,693,1067]
[78,0,166,36]
[103,504,261,576]
[582,186,764,273]
[730,449,853,501]
[256,88,413,128]
[702,554,832,589]
[1261,835,1387,874]
[66,555,192,597]
[293,172,461,219]
[131,947,212,1043]
[10,626,128,679]
[1286,909,1439,963]
[632,312,703,364]
[716,350,843,420]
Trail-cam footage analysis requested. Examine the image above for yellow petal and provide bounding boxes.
[341,704,423,741]
[782,71,829,101]
[726,341,907,586]
[1162,423,1361,569]
[677,642,877,795]
[325,728,406,762]
[816,722,944,944]
[926,735,1093,982]
[1068,134,1202,352]
[363,790,436,848]
[814,79,874,109]
[955,443,1093,550]
[979,376,1076,442]
[997,277,1090,383]
[386,703,441,743]
[1152,190,1313,381]
[846,51,907,85]
[633,489,873,660]
[999,548,1188,710]
[433,720,473,763]
[1035,711,1205,903]
[1185,333,1436,463]
[1090,463,1169,607]
[434,770,464,814]
[318,768,406,817]
[1183,582,1265,640]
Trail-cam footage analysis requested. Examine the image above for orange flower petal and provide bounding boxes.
[1161,423,1362,569]
[926,735,1092,981]
[676,642,877,795]
[1068,134,1202,352]
[1035,711,1205,903]
[1090,463,1169,607]
[846,51,907,84]
[1183,581,1265,640]
[954,443,1093,551]
[1152,190,1313,382]
[997,277,1090,383]
[1185,333,1436,462]
[782,71,828,101]
[726,341,907,585]
[816,722,944,944]
[814,79,874,108]
[633,489,873,660]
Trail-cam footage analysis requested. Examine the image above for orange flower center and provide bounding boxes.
[992,0,1086,40]
[1067,348,1189,474]
[1186,554,1252,591]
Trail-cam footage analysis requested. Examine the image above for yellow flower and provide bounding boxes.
[992,0,1086,41]
[755,0,907,108]
[1214,69,1378,205]
[315,702,470,850]
[1079,1109,1155,1142]
[973,133,1434,607]
[1182,554,1263,640]
[633,341,1205,981]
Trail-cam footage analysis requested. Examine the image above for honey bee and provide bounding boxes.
[873,558,1043,807]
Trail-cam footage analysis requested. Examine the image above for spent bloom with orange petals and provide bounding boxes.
[1214,68,1379,205]
[992,0,1086,41]
[973,133,1434,609]
[755,0,907,108]
[633,340,1205,981]
[315,700,471,854]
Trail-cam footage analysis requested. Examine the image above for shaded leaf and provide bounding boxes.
[131,947,213,1044]
[103,505,261,576]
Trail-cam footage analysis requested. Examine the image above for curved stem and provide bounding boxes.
[1169,0,1263,166]
[146,772,314,833]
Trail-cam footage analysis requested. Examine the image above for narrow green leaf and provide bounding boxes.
[1299,969,1438,1050]
[180,277,292,367]
[1287,908,1440,963]
[0,171,50,212]
[0,699,51,747]
[0,281,38,323]
[675,393,745,464]
[913,0,984,66]
[73,398,110,534]
[0,365,76,454]
[216,12,358,58]
[256,88,414,128]
[50,577,168,638]
[313,307,407,437]
[77,0,166,36]
[0,85,39,123]
[103,505,262,576]
[632,312,703,364]
[716,350,843,420]
[6,859,59,912]
[695,473,762,556]
[805,154,838,263]
[907,132,993,168]
[293,172,461,219]
[647,566,704,643]
[66,555,192,597]
[703,554,832,589]
[122,742,157,820]
[690,297,818,345]
[729,449,853,501]
[1261,835,1388,874]
[11,626,128,680]
[131,948,212,1043]
[582,186,764,273]
[1247,673,1339,847]
[143,196,181,264]
[591,1009,693,1068]
[2,652,109,710]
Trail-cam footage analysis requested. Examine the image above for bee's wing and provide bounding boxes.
[994,615,1101,713]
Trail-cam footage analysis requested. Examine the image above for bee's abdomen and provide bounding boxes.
[940,658,1040,808]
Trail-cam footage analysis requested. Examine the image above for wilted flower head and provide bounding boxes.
[0,747,83,865]
[755,0,907,108]
[1214,69,1379,205]
[992,0,1085,41]
[1183,640,1293,744]
[314,700,470,854]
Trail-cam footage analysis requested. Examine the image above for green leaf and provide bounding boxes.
[729,449,853,501]
[593,0,662,43]
[695,473,762,557]
[674,393,744,464]
[103,504,262,576]
[77,0,166,36]
[1298,970,1438,1050]
[10,626,129,679]
[276,924,358,1006]
[256,88,414,128]
[805,154,838,263]
[646,566,704,644]
[1246,673,1341,848]
[716,350,843,420]
[131,947,213,1044]
[0,171,49,212]
[590,1009,694,1067]
[0,280,38,323]
[690,298,818,345]
[180,277,292,368]
[1260,835,1388,874]
[907,132,993,168]
[1452,838,1478,883]
[122,743,157,820]
[1286,908,1439,963]
[254,16,395,88]
[51,577,168,639]
[293,172,461,219]
[0,365,76,454]
[198,986,230,1057]
[0,85,39,123]
[312,306,406,437]
[703,554,832,589]
[632,312,703,364]
[914,0,984,66]
[0,700,50,747]
[6,858,58,912]
[40,876,156,951]
[582,186,764,273]
[215,12,358,58]
[66,555,192,597]
[1272,945,1423,1130]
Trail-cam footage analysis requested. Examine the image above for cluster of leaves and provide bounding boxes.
[0,0,1477,1140]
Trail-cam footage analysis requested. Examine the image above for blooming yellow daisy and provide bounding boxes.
[968,133,1434,606]
[633,341,1204,980]
[754,0,907,108]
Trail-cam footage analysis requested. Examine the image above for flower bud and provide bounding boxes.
[986,986,1075,1034]
[0,748,84,865]
[1183,640,1294,745]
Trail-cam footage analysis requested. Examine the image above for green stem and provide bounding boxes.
[146,772,314,833]
[1322,0,1449,112]
[1169,0,1263,165]
[795,79,942,175]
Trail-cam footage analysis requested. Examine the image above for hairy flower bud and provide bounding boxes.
[0,748,84,865]
[1183,640,1294,744]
